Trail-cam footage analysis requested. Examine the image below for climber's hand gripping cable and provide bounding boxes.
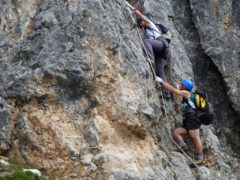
[125,1,150,25]
[156,77,189,98]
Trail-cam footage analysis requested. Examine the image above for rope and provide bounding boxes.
[171,139,199,169]
[123,0,199,169]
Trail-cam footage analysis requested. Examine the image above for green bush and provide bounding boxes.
[1,170,45,180]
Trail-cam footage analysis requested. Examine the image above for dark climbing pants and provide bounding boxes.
[143,38,170,81]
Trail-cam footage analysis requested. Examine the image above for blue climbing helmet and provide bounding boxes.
[182,79,194,91]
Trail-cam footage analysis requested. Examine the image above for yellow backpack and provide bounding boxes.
[194,91,208,111]
[193,90,214,125]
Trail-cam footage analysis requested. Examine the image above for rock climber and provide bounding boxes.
[156,77,204,164]
[128,5,171,98]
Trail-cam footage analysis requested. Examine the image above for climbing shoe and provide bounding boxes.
[195,158,204,165]
[174,143,188,153]
[179,143,188,151]
[163,90,171,100]
[189,158,205,169]
[159,89,171,100]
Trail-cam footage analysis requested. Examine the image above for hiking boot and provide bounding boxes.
[163,90,171,100]
[179,143,188,151]
[175,143,188,153]
[195,158,204,165]
[189,158,205,169]
[159,89,171,100]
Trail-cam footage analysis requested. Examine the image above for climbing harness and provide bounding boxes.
[124,0,200,169]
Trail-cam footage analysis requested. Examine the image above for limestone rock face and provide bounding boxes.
[0,0,239,179]
[190,0,240,112]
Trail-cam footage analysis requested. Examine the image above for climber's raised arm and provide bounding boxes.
[133,9,151,25]
[156,77,191,98]
[126,2,151,25]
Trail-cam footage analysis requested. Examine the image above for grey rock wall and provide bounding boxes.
[190,0,240,112]
[0,0,239,179]
[171,0,240,153]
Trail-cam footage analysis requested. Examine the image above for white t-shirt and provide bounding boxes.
[145,21,161,39]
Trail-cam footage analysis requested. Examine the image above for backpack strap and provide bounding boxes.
[183,93,196,110]
[145,24,171,43]
[188,98,196,109]
[145,25,161,35]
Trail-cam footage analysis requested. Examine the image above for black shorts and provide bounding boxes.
[183,113,201,130]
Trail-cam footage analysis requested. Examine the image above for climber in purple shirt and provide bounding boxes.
[129,5,171,98]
